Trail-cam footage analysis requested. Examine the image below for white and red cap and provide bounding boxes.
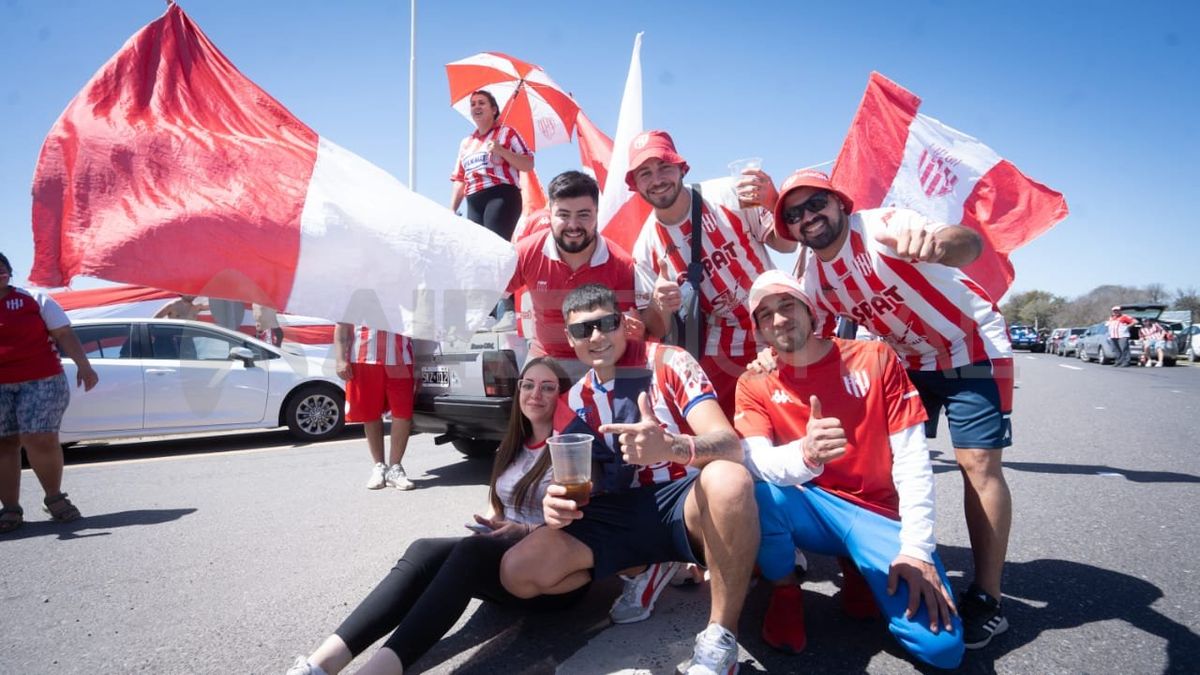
[772,169,856,242]
[747,269,817,325]
[624,130,690,190]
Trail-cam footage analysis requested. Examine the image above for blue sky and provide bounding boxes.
[2,0,1196,300]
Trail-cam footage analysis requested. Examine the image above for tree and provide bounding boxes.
[1002,290,1064,329]
[1173,287,1200,322]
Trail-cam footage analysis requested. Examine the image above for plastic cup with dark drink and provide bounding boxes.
[547,433,593,507]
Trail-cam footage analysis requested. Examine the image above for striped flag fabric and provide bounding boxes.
[29,4,515,341]
[831,72,1068,300]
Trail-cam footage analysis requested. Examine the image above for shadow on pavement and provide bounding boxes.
[928,456,1199,484]
[59,427,361,466]
[1,508,198,542]
[415,455,494,489]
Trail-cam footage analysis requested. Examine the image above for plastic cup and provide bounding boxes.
[547,433,593,506]
[728,157,762,178]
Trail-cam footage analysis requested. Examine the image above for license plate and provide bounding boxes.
[421,366,450,387]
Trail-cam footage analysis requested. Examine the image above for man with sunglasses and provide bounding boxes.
[626,131,796,417]
[505,171,643,380]
[768,169,1013,650]
[500,283,759,675]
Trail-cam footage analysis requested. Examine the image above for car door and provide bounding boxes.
[59,322,145,435]
[142,323,269,429]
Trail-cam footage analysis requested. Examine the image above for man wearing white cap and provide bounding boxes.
[1106,306,1136,367]
[768,169,1013,649]
[736,270,963,668]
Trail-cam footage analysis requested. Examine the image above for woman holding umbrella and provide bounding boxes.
[449,89,534,243]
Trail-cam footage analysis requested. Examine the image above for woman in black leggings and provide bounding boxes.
[449,89,533,243]
[288,357,586,675]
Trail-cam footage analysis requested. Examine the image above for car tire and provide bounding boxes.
[452,438,500,458]
[1190,347,1198,363]
[1097,347,1109,365]
[284,384,345,442]
[1079,345,1089,362]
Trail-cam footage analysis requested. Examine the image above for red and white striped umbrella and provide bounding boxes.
[445,51,579,152]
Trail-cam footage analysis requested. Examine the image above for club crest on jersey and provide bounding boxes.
[5,297,23,311]
[699,210,719,234]
[843,370,870,399]
[853,252,874,279]
[917,146,961,199]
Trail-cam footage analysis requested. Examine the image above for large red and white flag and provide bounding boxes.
[831,72,1068,300]
[590,32,652,253]
[30,4,515,340]
[576,110,613,190]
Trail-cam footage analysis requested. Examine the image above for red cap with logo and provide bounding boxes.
[773,169,855,242]
[624,130,690,191]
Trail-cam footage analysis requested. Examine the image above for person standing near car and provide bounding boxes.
[0,252,99,534]
[769,169,1014,650]
[1107,306,1136,368]
[335,324,415,491]
[153,294,208,320]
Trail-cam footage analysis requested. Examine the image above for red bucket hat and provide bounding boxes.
[624,130,690,191]
[773,169,855,242]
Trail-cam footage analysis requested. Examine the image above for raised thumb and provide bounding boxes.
[657,256,672,281]
[809,395,823,420]
[638,391,658,422]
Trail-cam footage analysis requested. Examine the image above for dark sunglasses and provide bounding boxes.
[566,313,622,339]
[781,191,831,225]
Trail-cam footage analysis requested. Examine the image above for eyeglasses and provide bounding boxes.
[518,379,559,395]
[781,191,830,225]
[566,313,622,339]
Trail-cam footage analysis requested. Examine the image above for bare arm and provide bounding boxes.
[152,301,175,319]
[333,322,354,380]
[450,181,466,214]
[599,394,741,468]
[48,326,98,391]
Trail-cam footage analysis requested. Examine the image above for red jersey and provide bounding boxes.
[0,287,69,384]
[350,327,413,373]
[567,342,717,487]
[632,177,777,359]
[733,339,926,519]
[450,125,531,195]
[505,231,640,359]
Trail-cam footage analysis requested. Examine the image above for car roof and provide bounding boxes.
[70,317,279,350]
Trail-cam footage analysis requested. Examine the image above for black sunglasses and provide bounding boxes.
[781,191,831,225]
[566,313,622,339]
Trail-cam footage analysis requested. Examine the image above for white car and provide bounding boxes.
[59,318,345,444]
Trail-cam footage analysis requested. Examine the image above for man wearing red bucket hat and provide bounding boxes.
[624,131,796,419]
[765,169,1014,650]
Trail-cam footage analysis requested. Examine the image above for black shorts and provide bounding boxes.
[562,474,702,580]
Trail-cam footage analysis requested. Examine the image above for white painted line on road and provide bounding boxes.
[1059,364,1083,370]
[1024,356,1038,360]
[1171,390,1183,394]
[1094,406,1106,410]
[1096,472,1124,478]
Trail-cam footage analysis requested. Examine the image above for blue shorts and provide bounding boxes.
[562,474,701,579]
[1144,340,1165,352]
[907,359,1012,450]
[0,373,71,436]
[755,482,964,669]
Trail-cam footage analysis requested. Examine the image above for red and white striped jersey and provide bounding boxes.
[566,342,717,487]
[799,208,1012,371]
[350,327,413,368]
[450,125,531,195]
[632,178,777,358]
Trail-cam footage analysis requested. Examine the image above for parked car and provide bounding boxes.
[1057,327,1087,357]
[1120,304,1178,366]
[58,318,346,444]
[1078,322,1116,364]
[1177,324,1200,363]
[1047,328,1069,355]
[1009,324,1045,352]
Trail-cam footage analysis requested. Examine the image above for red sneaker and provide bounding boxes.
[761,584,807,654]
[838,556,879,620]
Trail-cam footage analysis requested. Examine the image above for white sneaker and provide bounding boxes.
[490,311,518,333]
[286,656,328,675]
[365,462,387,490]
[385,463,414,490]
[610,561,681,624]
[670,563,706,587]
[676,623,740,675]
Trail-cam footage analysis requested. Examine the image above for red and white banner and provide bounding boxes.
[576,110,613,190]
[30,4,515,341]
[831,72,1068,300]
[589,32,653,253]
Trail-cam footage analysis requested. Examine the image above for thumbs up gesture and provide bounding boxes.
[652,256,683,314]
[802,395,847,467]
[874,222,947,264]
[598,391,673,465]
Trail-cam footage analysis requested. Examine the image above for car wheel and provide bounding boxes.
[452,438,500,458]
[285,384,345,442]
[1190,347,1198,363]
[1079,345,1089,362]
[1097,346,1109,365]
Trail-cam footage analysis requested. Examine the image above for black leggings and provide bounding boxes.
[334,535,587,668]
[465,183,522,243]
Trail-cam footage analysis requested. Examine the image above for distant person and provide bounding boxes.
[288,358,588,675]
[0,252,98,534]
[449,89,533,243]
[627,130,796,416]
[153,294,207,320]
[334,324,415,491]
[1138,318,1167,367]
[737,270,963,668]
[500,283,760,675]
[768,169,1014,649]
[253,303,284,347]
[1107,306,1135,368]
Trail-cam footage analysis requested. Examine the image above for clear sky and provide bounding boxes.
[2,0,1196,300]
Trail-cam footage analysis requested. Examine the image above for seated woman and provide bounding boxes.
[288,357,586,675]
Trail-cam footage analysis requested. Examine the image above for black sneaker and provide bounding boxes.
[959,584,1008,649]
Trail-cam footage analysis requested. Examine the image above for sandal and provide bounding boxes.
[43,492,82,522]
[0,505,23,534]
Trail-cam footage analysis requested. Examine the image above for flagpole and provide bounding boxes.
[408,0,417,190]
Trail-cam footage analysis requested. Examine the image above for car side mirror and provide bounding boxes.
[229,346,256,367]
